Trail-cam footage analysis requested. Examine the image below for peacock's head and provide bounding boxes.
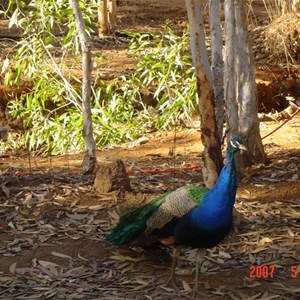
[227,136,247,154]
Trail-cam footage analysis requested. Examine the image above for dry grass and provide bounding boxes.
[251,12,300,69]
[264,13,300,65]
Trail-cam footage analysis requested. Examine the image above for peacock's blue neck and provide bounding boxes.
[225,150,237,175]
[192,150,237,229]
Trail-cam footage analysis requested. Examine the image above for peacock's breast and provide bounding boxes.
[173,219,232,248]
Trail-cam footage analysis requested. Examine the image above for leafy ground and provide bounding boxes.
[0,117,300,299]
[0,1,300,299]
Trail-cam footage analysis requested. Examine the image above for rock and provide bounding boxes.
[135,136,149,145]
[93,159,132,193]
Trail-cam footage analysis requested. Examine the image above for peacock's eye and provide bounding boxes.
[230,140,242,149]
[230,140,238,148]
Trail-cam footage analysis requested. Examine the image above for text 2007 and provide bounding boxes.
[250,265,300,279]
[249,265,275,279]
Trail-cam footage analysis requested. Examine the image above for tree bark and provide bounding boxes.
[98,0,110,37]
[98,0,117,37]
[185,0,223,188]
[224,0,239,137]
[108,0,117,32]
[208,0,224,140]
[234,0,266,166]
[70,0,97,174]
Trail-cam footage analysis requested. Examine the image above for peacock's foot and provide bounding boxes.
[191,286,206,299]
[165,276,179,290]
[191,288,206,299]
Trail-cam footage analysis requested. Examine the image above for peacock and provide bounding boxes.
[106,136,246,291]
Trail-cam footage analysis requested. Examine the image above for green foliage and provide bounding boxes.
[7,76,84,155]
[3,0,98,154]
[91,78,143,147]
[128,28,198,129]
[6,76,144,155]
[3,0,197,155]
[5,0,96,84]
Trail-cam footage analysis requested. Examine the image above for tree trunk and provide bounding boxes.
[98,0,109,37]
[185,0,223,188]
[108,0,117,32]
[234,0,266,166]
[98,0,117,37]
[208,0,224,140]
[70,0,97,174]
[224,0,239,137]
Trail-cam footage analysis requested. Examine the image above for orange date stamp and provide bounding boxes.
[249,265,299,279]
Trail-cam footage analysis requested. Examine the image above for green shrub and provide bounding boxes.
[3,0,198,154]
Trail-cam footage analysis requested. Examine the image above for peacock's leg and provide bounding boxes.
[194,248,206,293]
[166,245,181,289]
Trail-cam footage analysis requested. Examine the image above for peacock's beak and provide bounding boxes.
[238,143,247,151]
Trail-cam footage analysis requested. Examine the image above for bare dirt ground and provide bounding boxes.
[0,116,300,300]
[0,1,300,299]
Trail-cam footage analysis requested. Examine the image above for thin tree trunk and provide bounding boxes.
[185,0,223,188]
[98,0,109,37]
[70,0,97,174]
[234,0,266,166]
[224,0,239,137]
[208,0,224,140]
[108,0,117,32]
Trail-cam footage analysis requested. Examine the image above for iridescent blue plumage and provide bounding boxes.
[173,137,242,249]
[106,136,246,290]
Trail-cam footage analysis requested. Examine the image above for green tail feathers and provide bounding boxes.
[105,186,209,246]
[106,194,166,246]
